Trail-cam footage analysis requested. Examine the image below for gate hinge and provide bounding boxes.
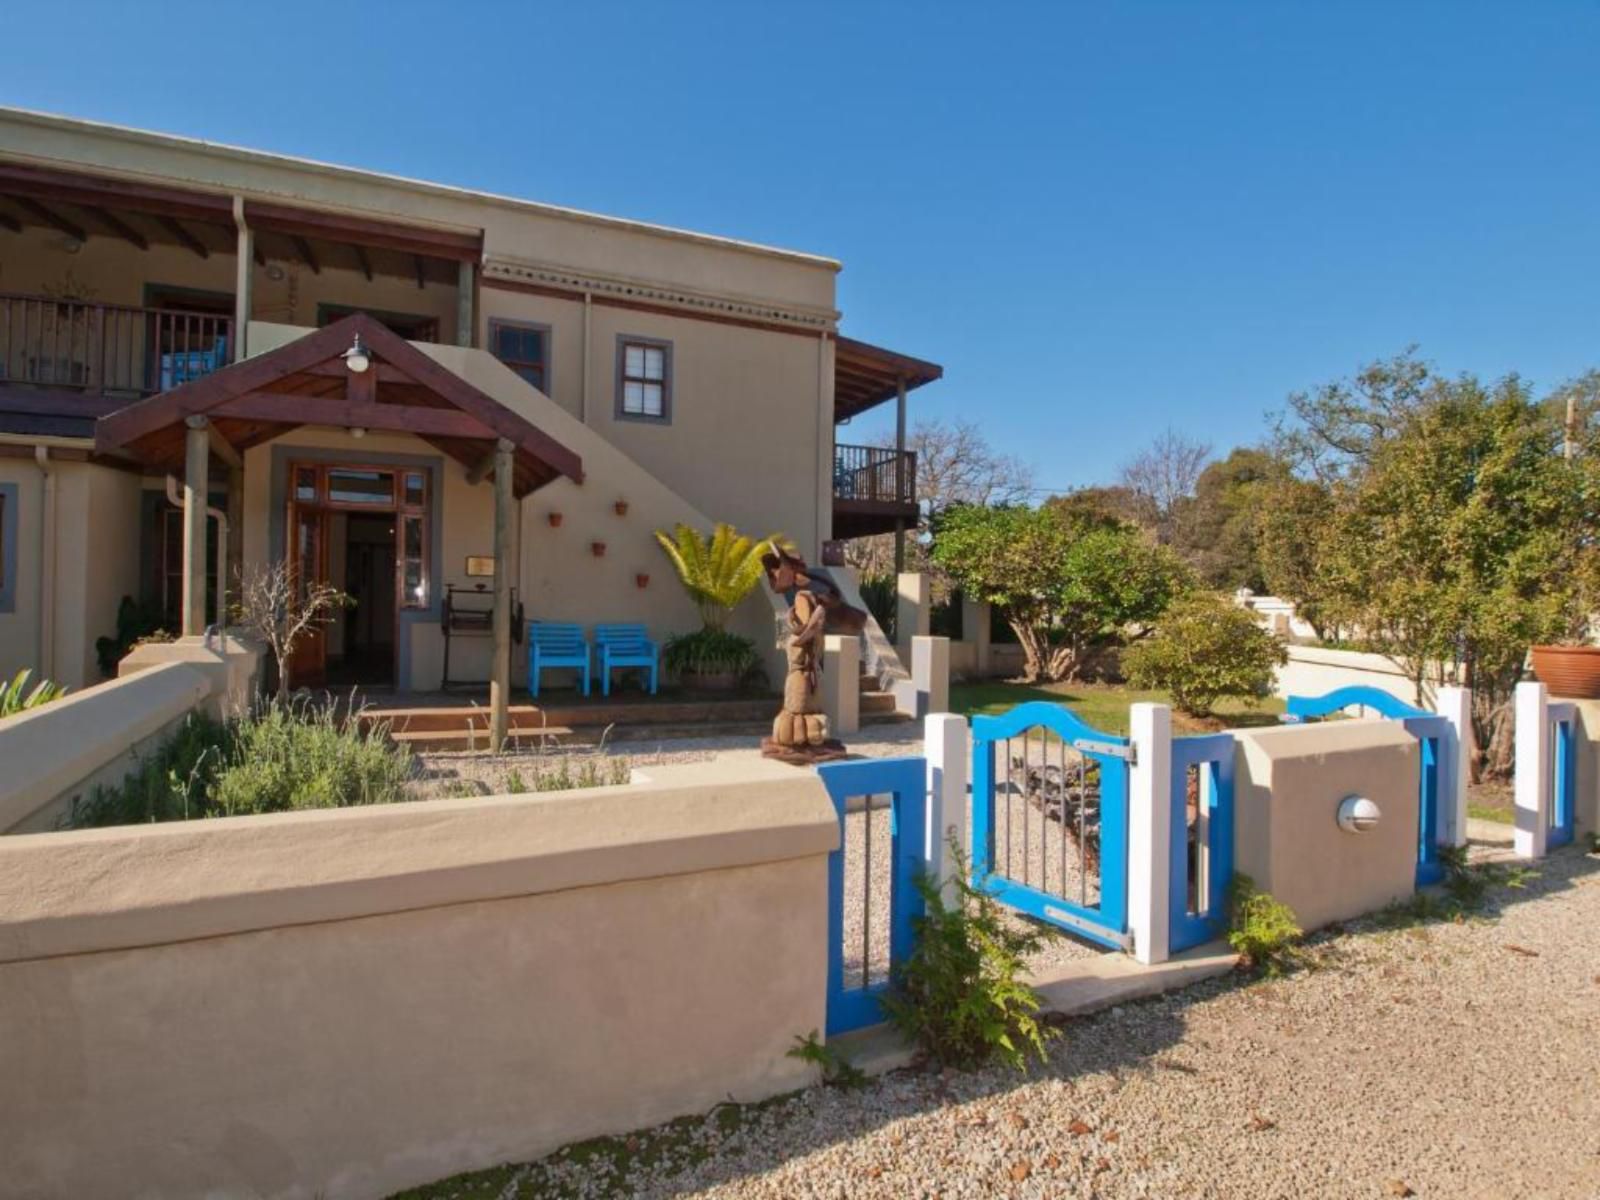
[1073,737,1136,765]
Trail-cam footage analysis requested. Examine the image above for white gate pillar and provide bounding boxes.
[1514,680,1549,859]
[1436,685,1473,848]
[1128,702,1173,965]
[924,713,968,898]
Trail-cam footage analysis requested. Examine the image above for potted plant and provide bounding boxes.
[615,499,630,516]
[548,511,563,528]
[591,540,606,557]
[654,522,789,692]
[1531,557,1600,698]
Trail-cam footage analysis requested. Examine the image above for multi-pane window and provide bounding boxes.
[617,337,671,421]
[490,321,550,391]
[399,471,429,609]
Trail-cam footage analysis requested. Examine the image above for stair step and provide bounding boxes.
[860,691,897,714]
[392,726,576,752]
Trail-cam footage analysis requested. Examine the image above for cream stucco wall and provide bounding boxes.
[0,766,835,1200]
[234,325,787,691]
[1233,719,1420,931]
[0,453,141,690]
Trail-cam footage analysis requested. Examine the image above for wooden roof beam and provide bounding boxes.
[353,244,373,281]
[12,196,86,243]
[413,254,426,290]
[89,206,149,251]
[291,236,321,275]
[159,216,210,259]
[214,391,500,440]
[0,208,19,234]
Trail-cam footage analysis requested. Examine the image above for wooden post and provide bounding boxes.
[232,197,252,362]
[894,375,908,572]
[488,438,516,751]
[183,417,210,636]
[456,260,476,348]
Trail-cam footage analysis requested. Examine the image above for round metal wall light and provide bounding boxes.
[1337,795,1381,834]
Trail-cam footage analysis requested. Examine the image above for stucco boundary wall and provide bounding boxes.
[1232,719,1421,932]
[0,761,836,1200]
[1273,644,1450,708]
[0,661,210,834]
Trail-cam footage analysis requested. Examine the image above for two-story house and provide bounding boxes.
[0,107,940,705]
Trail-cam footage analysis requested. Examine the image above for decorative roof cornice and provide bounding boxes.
[482,255,840,333]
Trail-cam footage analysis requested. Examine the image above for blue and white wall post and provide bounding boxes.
[1514,680,1549,859]
[1127,702,1173,965]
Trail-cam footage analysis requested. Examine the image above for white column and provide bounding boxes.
[925,712,968,898]
[1436,685,1473,848]
[1514,680,1549,859]
[962,596,992,677]
[488,439,515,752]
[822,633,860,735]
[231,196,251,362]
[1127,702,1173,965]
[456,260,476,348]
[896,571,929,664]
[911,635,949,718]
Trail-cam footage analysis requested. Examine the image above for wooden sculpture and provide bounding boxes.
[760,549,863,764]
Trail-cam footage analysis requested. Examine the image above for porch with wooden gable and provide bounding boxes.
[93,313,583,747]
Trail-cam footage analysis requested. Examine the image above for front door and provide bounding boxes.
[287,505,329,689]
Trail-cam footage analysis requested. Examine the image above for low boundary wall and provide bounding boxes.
[0,763,836,1200]
[1274,645,1441,708]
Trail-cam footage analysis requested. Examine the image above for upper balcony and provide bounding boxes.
[832,442,917,539]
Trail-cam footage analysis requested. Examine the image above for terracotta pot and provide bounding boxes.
[547,512,563,528]
[635,573,650,589]
[615,500,630,516]
[682,668,739,693]
[1530,645,1600,698]
[591,541,606,557]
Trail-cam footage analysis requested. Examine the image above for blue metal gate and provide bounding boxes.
[1285,686,1453,886]
[816,756,928,1036]
[1169,733,1235,953]
[971,702,1131,950]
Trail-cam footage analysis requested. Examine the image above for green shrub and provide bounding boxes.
[662,628,761,679]
[1124,593,1287,717]
[883,846,1056,1071]
[95,595,171,678]
[64,700,413,828]
[0,668,68,718]
[1227,873,1303,976]
[786,1030,866,1089]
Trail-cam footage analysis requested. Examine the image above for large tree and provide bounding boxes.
[1171,446,1283,590]
[930,504,1191,682]
[1118,428,1212,543]
[1281,364,1600,777]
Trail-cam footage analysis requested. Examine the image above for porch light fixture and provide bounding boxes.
[342,333,371,374]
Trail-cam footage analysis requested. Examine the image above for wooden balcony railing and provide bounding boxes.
[834,443,917,506]
[0,292,232,397]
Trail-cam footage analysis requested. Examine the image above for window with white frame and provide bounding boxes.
[617,337,671,422]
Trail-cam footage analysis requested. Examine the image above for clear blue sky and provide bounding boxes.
[5,1,1597,491]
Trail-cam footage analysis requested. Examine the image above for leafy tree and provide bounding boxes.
[1253,473,1337,637]
[1171,447,1283,590]
[930,504,1190,682]
[1271,348,1432,480]
[1123,593,1287,717]
[1283,367,1600,777]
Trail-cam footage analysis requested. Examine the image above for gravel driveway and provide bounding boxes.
[406,845,1600,1200]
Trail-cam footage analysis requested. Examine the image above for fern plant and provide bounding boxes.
[0,668,68,718]
[883,844,1056,1072]
[653,522,790,632]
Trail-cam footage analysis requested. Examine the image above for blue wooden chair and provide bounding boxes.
[527,621,591,698]
[593,623,660,697]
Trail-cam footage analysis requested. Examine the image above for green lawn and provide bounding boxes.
[949,679,1285,737]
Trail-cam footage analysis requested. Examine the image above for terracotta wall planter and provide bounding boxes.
[1530,645,1600,698]
[547,512,563,528]
[614,500,630,516]
[591,541,607,557]
[635,573,650,589]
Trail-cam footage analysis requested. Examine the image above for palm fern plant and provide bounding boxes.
[0,668,68,718]
[654,523,790,632]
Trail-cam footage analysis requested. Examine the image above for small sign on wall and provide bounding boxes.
[464,556,496,578]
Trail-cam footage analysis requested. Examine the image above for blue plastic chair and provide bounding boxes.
[160,335,229,390]
[593,623,659,697]
[527,621,591,698]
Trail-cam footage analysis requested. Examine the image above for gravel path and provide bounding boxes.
[412,845,1600,1200]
